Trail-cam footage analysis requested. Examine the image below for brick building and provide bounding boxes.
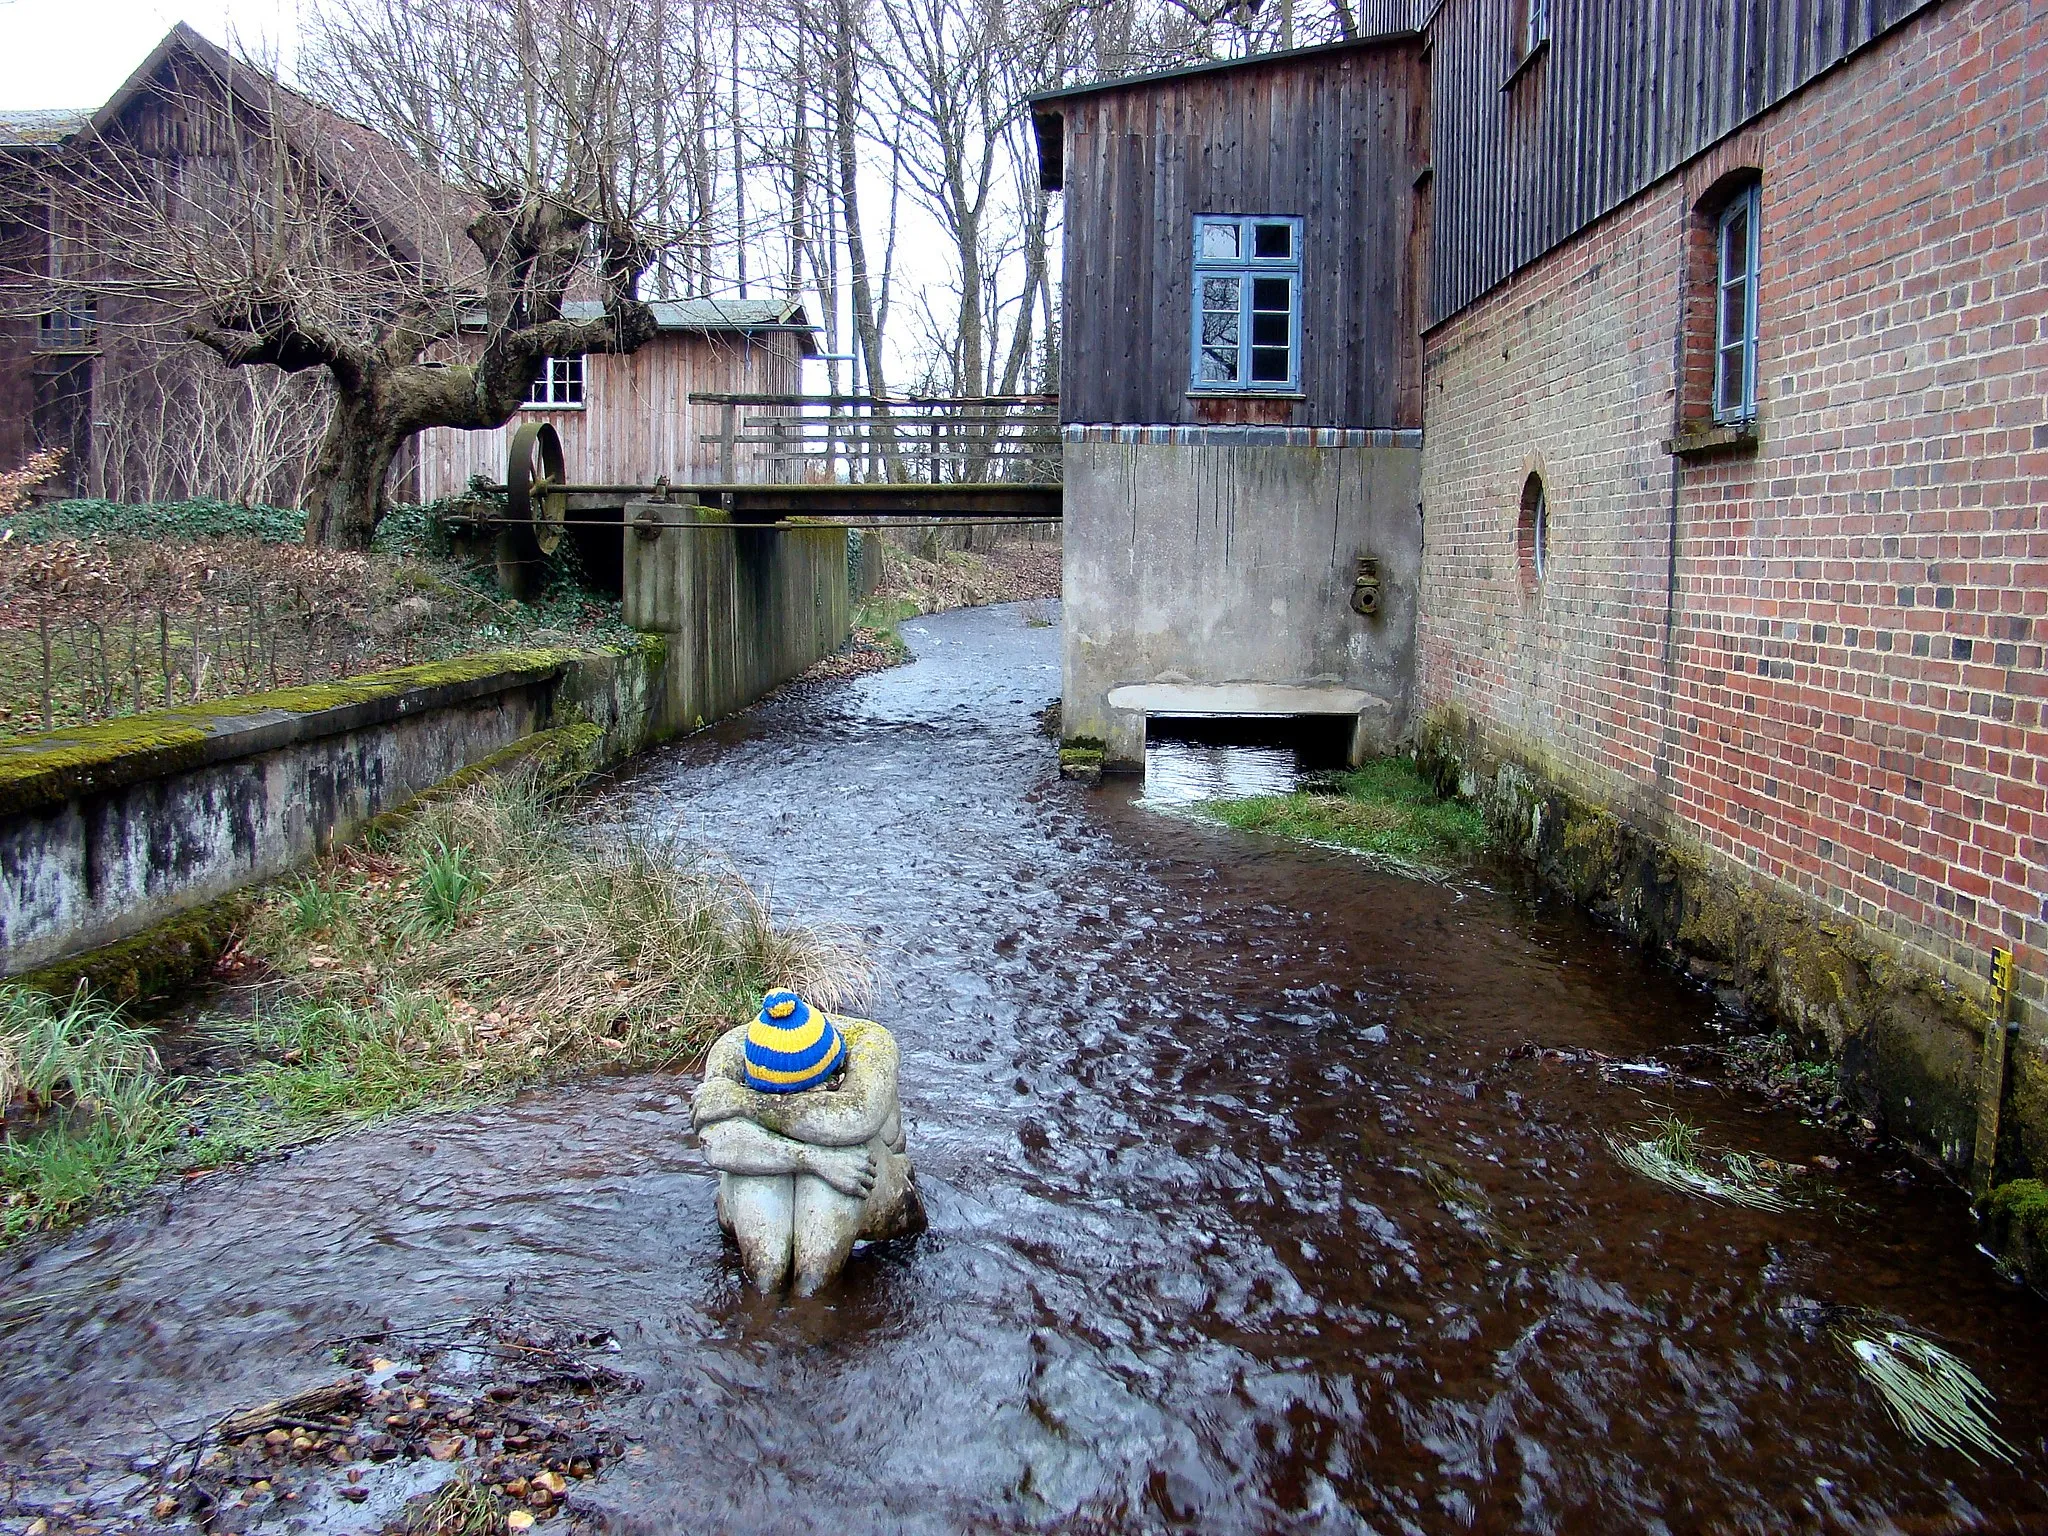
[1042,0,2048,1185]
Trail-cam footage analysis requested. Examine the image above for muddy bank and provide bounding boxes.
[3,603,2046,1533]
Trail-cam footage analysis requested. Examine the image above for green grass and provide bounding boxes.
[0,986,187,1239]
[851,596,918,665]
[1606,1113,1790,1211]
[1188,756,1491,869]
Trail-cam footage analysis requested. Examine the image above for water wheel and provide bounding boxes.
[495,421,567,596]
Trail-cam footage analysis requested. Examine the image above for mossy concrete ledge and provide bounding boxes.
[1415,706,2026,1187]
[0,645,667,981]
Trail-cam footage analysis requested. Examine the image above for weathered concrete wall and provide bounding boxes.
[623,503,850,732]
[1413,0,2048,1183]
[0,648,663,979]
[1061,426,1422,767]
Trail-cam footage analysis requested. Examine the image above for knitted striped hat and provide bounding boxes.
[744,990,846,1093]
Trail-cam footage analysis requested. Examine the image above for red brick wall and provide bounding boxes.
[1418,0,2048,1019]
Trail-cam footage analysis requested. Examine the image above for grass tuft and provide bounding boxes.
[0,986,185,1237]
[1187,756,1490,871]
[1829,1314,2015,1463]
[1606,1114,1789,1211]
[396,1474,507,1535]
[410,842,484,937]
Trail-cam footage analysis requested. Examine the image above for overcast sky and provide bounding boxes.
[0,0,300,111]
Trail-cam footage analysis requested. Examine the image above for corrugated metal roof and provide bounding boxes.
[0,108,89,146]
[563,298,815,332]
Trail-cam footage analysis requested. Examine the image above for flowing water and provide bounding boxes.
[6,601,2048,1533]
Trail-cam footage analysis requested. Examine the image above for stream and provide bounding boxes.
[4,600,2047,1533]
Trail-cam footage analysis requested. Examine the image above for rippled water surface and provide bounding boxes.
[6,602,2048,1533]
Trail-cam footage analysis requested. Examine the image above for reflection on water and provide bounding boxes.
[1140,738,1303,804]
[1141,716,1350,806]
[3,601,2047,1535]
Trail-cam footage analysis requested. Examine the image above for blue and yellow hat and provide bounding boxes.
[744,990,846,1093]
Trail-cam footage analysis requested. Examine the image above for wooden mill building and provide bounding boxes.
[415,299,815,500]
[1037,0,2048,1192]
[1035,38,1431,767]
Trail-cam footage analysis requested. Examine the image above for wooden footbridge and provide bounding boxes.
[477,393,1061,580]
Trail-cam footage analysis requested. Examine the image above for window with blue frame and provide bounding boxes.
[1713,184,1760,423]
[1191,215,1302,392]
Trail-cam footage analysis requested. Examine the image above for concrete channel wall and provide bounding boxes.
[2,516,851,982]
[1061,427,1422,767]
[623,503,850,732]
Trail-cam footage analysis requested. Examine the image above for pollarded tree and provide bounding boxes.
[24,19,673,548]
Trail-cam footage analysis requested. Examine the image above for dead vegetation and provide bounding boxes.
[0,509,633,739]
[135,1313,636,1531]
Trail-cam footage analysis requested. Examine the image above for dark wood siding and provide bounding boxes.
[1423,0,1943,324]
[1057,41,1428,428]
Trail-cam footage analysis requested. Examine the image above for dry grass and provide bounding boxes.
[0,514,634,739]
[867,534,1061,617]
[245,769,871,1079]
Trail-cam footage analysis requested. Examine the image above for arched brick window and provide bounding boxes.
[1679,171,1763,433]
[1518,472,1547,592]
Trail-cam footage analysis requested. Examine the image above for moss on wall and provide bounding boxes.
[14,890,253,1008]
[1418,704,2002,1181]
[1983,1179,2048,1289]
[0,649,586,821]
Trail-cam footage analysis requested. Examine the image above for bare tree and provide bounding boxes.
[22,18,670,548]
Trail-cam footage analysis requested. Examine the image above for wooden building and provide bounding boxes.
[415,299,815,500]
[1033,39,1428,430]
[0,27,814,508]
[1031,38,1431,768]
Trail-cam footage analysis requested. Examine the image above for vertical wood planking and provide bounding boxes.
[1057,40,1428,428]
[1423,0,1943,324]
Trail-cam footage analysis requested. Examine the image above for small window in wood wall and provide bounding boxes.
[1190,215,1302,393]
[525,355,585,409]
[1506,0,1550,77]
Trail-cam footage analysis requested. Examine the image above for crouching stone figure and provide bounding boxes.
[690,990,925,1295]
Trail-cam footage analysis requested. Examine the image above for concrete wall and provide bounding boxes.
[0,649,664,978]
[624,503,850,732]
[1414,0,2048,1180]
[1061,426,1422,766]
[1,506,851,981]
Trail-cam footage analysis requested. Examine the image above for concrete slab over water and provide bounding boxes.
[3,603,2047,1532]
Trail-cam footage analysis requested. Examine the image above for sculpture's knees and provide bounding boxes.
[791,1176,865,1297]
[719,1172,796,1294]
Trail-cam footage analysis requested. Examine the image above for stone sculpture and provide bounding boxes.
[691,990,924,1294]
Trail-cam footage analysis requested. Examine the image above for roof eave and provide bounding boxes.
[1025,31,1421,110]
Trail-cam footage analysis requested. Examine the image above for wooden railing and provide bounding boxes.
[689,393,1060,486]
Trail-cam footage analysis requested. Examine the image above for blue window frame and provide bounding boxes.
[1191,215,1302,392]
[1714,185,1760,423]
